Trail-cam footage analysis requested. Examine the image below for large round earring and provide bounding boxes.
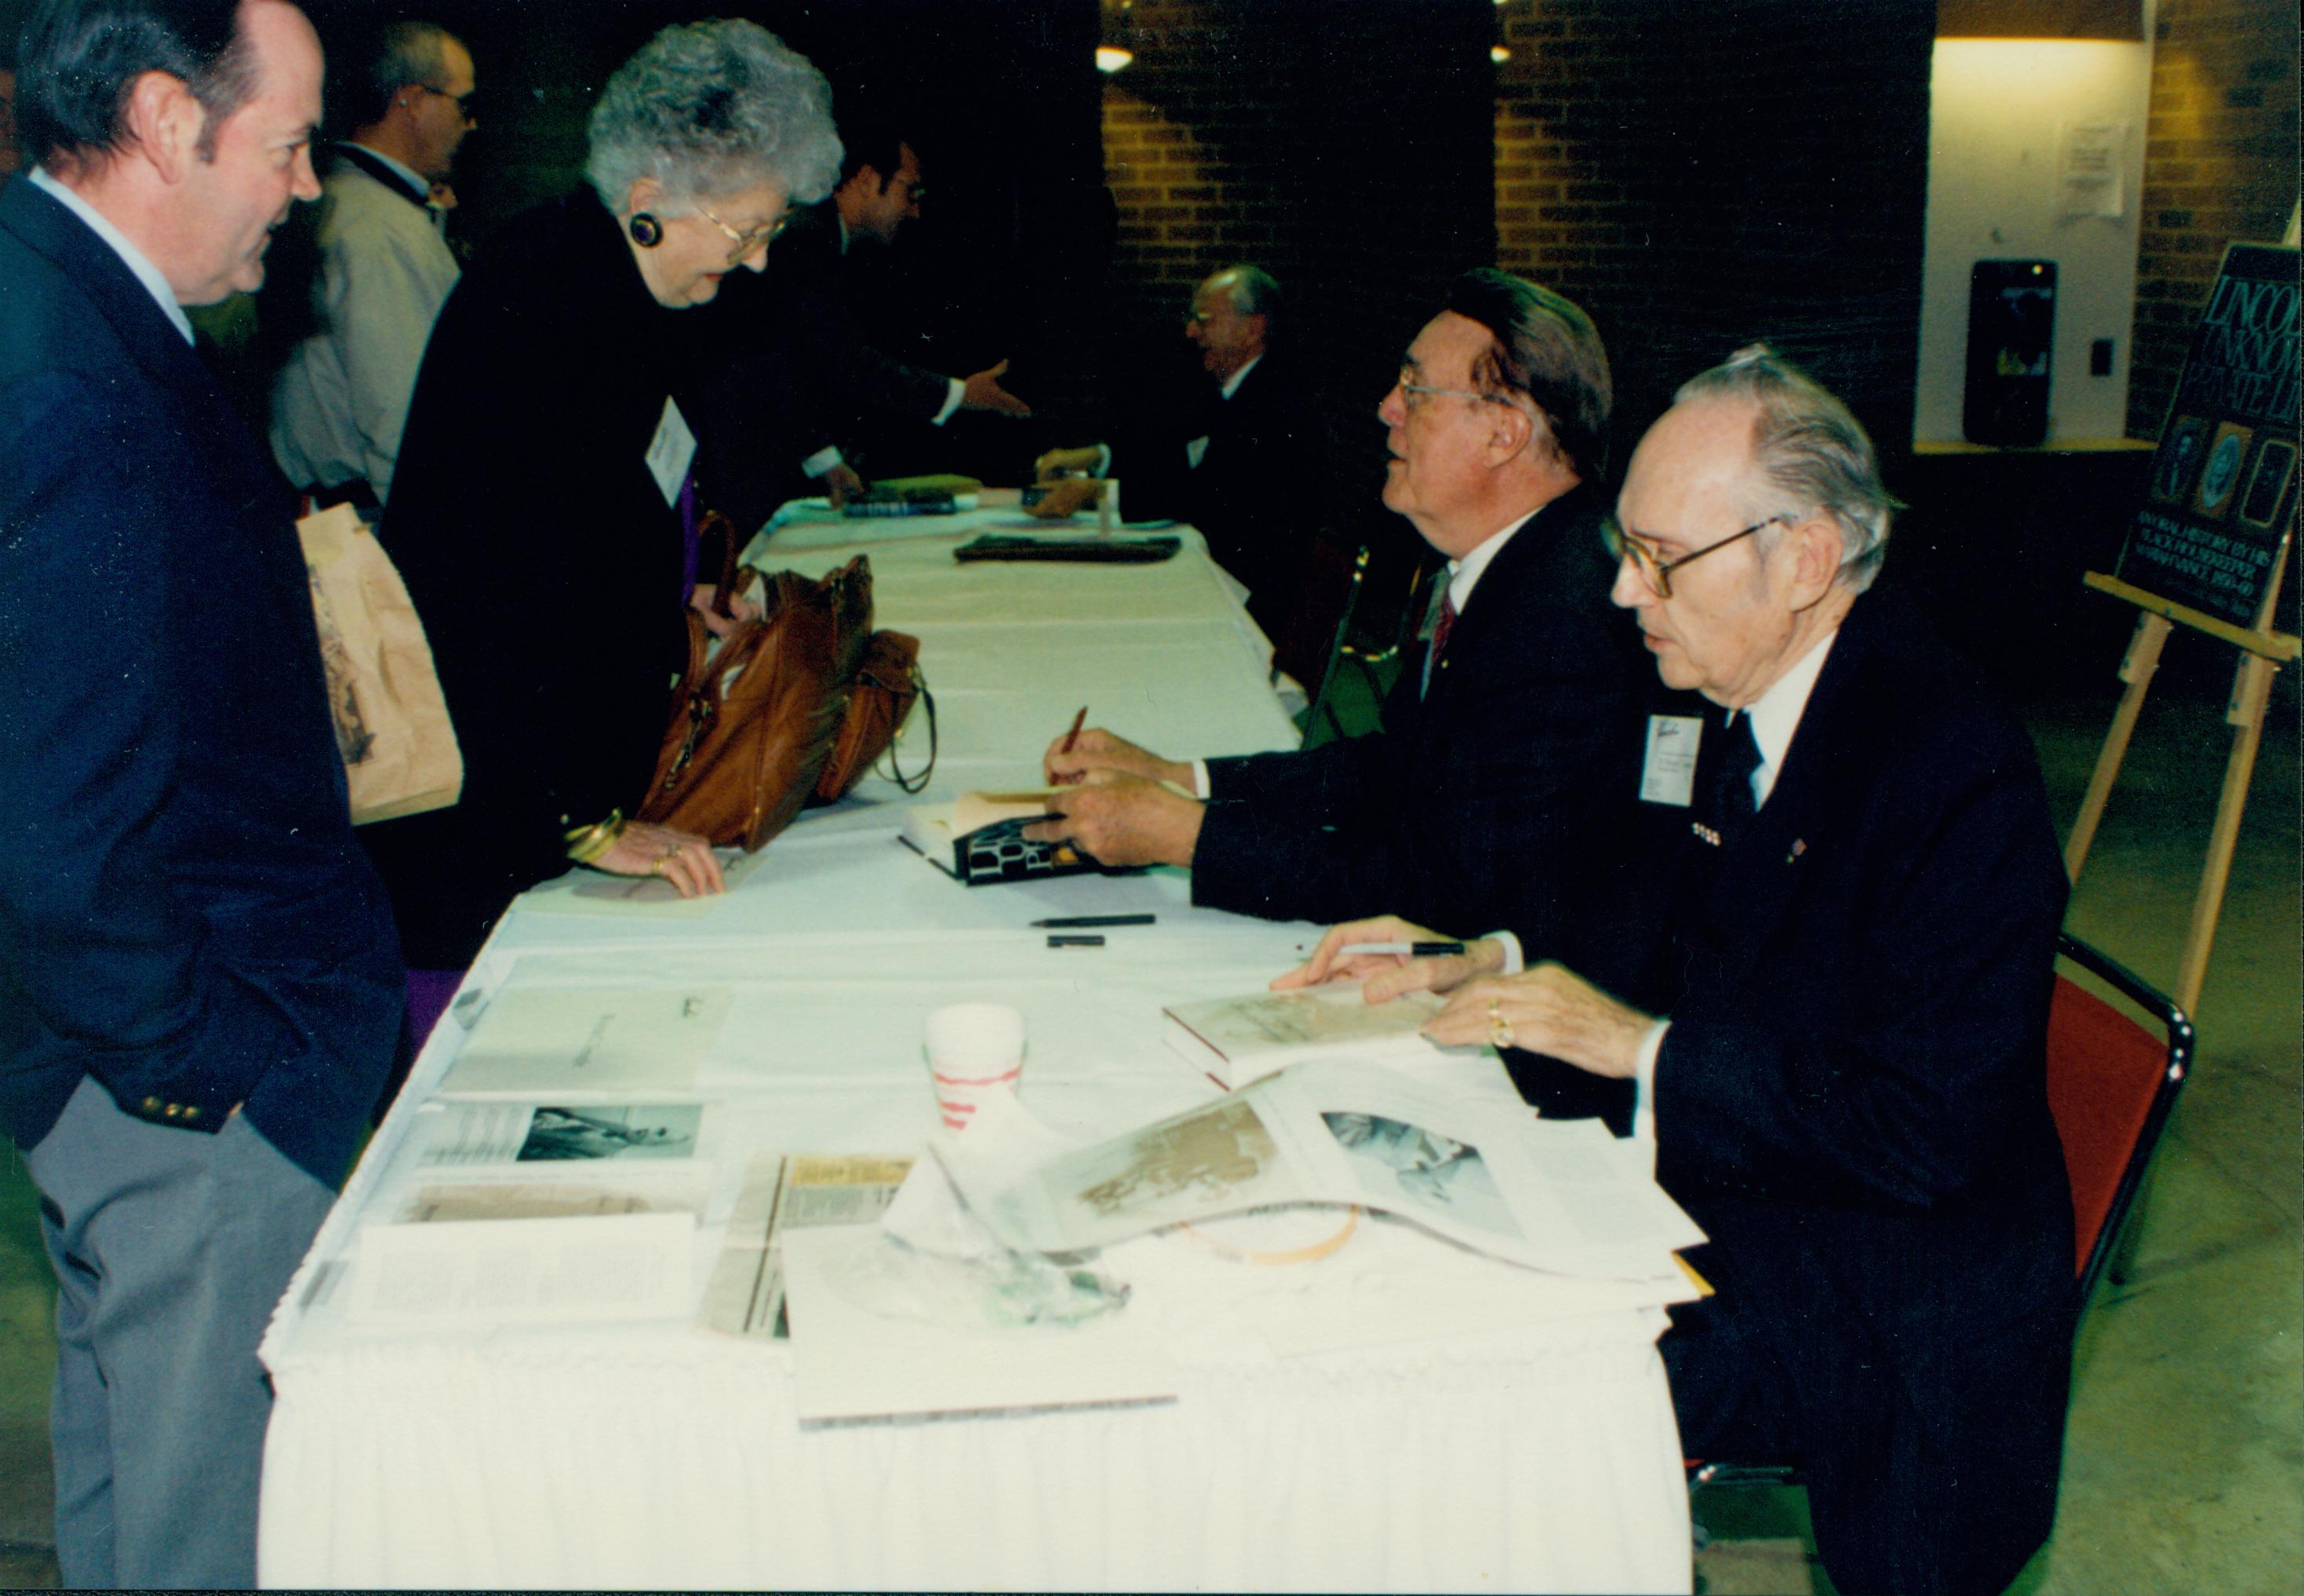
[628,213,662,248]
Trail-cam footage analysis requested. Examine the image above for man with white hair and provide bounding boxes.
[1295,348,2076,1595]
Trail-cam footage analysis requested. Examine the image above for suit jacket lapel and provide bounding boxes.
[1691,605,1884,990]
[8,183,242,432]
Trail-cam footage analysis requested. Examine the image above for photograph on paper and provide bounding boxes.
[413,1100,710,1167]
[937,1059,1703,1281]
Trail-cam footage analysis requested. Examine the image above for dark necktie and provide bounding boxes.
[1669,710,1765,996]
[1421,589,1458,698]
[1706,710,1763,850]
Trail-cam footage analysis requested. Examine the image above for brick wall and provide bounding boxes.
[2127,0,2300,439]
[1092,0,1494,424]
[1491,0,1936,464]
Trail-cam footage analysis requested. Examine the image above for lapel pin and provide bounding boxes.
[1692,821,1721,848]
[1787,838,1807,863]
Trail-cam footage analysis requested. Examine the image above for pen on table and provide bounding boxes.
[1046,933,1105,947]
[1335,941,1467,958]
[1032,914,1155,929]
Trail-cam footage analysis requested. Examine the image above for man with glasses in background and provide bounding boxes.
[1294,347,2074,1596]
[1026,265,1345,684]
[1033,271,1651,1038]
[692,114,1030,525]
[269,17,475,509]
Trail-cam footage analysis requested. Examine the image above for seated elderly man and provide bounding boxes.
[1030,265,1341,675]
[1287,349,2074,1596]
[1032,269,1649,964]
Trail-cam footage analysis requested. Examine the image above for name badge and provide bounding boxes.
[1640,714,1702,807]
[645,397,697,511]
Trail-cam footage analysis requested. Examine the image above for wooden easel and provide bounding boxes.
[2063,549,2298,1016]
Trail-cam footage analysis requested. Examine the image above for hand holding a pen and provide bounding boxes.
[1023,769,1203,867]
[1272,914,1506,1003]
[1043,724,1194,791]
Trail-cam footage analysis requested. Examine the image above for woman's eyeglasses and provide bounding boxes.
[695,204,794,264]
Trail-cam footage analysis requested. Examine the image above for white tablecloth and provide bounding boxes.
[257,509,1693,1592]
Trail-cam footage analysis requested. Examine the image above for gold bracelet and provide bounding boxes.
[563,808,628,864]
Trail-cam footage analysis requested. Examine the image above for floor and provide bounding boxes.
[0,675,2295,1593]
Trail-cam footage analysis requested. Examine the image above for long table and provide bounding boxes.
[257,506,1694,1591]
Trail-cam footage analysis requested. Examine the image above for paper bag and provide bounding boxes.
[297,503,463,824]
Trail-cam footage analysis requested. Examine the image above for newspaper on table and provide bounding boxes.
[934,1057,1703,1282]
[697,1154,915,1340]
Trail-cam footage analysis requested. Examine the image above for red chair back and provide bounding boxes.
[2044,936,2193,1307]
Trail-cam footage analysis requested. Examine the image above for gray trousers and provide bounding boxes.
[27,1075,336,1590]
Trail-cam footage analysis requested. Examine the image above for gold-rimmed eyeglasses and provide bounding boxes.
[1605,514,1794,598]
[694,203,793,264]
[1394,369,1517,417]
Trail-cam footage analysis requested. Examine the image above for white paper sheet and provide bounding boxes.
[439,985,729,1093]
[346,1212,695,1325]
[781,1224,1177,1422]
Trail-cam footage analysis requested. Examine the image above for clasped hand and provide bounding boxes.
[1275,915,1652,1079]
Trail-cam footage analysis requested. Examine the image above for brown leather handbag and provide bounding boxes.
[638,547,872,850]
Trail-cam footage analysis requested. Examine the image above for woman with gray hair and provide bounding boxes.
[367,19,840,986]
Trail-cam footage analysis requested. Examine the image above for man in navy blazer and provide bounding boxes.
[1313,349,2073,1594]
[0,2,401,1585]
[1034,270,1647,976]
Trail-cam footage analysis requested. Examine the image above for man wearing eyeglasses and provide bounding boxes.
[269,18,475,508]
[1291,348,2074,1596]
[1025,265,1345,682]
[1034,271,1650,1014]
[693,115,1029,524]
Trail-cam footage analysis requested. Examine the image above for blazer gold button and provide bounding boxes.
[142,1096,161,1111]
[183,1106,201,1121]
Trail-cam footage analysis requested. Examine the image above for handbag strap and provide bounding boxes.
[698,509,741,620]
[880,671,937,795]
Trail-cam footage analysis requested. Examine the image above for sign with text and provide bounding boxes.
[2115,243,2299,628]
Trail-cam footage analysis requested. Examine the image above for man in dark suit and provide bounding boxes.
[1305,349,2073,1595]
[0,2,402,1585]
[691,119,1029,525]
[1029,265,1345,680]
[1034,270,1647,962]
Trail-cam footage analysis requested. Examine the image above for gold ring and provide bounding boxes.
[1487,998,1515,1051]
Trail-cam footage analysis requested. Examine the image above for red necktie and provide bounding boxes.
[1422,591,1458,696]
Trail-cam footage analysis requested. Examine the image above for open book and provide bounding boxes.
[1163,983,1454,1089]
[900,788,1104,885]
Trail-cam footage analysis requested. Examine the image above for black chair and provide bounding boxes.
[1689,931,2194,1495]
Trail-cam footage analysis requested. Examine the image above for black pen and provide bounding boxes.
[1032,914,1156,928]
[1335,940,1468,957]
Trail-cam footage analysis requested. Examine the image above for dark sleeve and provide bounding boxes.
[1191,594,1643,935]
[1655,725,2069,1209]
[384,285,688,896]
[771,264,952,432]
[0,372,300,1125]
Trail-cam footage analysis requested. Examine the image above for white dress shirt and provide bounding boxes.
[29,166,193,346]
[1629,629,1840,1143]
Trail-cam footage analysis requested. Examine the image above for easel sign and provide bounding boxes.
[2070,242,2299,1014]
[2109,242,2298,629]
